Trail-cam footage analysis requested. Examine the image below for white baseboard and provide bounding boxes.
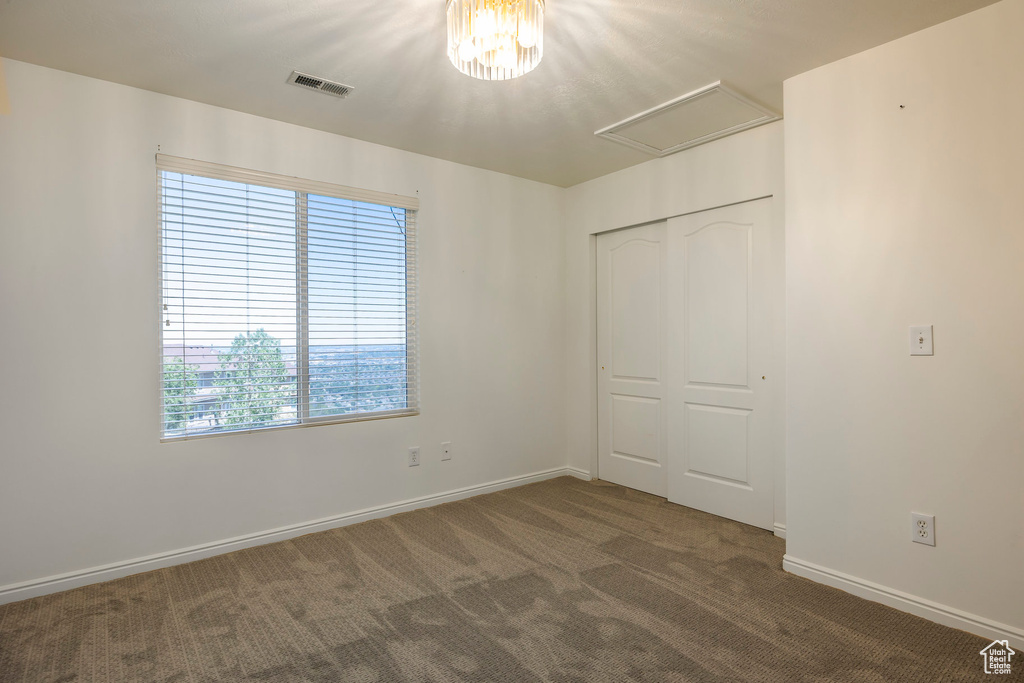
[773,523,787,539]
[0,467,580,606]
[783,555,1023,649]
[566,467,591,481]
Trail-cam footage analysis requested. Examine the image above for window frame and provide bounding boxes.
[156,154,419,441]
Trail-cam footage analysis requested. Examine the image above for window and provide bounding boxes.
[158,155,418,439]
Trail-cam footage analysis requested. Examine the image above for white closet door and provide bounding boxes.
[596,222,668,497]
[666,199,776,530]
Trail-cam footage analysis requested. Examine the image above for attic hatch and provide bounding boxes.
[595,82,780,157]
[287,71,353,98]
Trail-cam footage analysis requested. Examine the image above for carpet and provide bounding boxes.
[0,476,996,682]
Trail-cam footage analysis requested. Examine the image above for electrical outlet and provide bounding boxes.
[441,441,452,461]
[912,513,935,546]
[408,447,420,467]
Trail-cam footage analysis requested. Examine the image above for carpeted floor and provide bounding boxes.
[0,477,997,682]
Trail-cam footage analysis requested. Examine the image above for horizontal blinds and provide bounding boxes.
[158,158,418,439]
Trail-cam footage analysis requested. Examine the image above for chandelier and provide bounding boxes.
[446,0,545,81]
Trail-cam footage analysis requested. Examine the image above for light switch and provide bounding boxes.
[910,325,933,356]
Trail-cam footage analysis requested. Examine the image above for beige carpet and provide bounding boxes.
[0,477,997,682]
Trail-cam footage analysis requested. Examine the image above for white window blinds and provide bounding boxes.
[157,155,418,439]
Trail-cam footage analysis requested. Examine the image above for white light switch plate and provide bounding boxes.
[910,325,933,356]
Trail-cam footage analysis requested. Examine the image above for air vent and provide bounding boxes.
[287,71,353,98]
[595,82,779,157]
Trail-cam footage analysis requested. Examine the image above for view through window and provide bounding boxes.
[159,159,418,438]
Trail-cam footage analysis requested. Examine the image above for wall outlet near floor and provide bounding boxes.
[441,441,452,461]
[408,447,420,467]
[912,513,935,546]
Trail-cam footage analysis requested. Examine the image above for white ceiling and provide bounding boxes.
[0,0,998,187]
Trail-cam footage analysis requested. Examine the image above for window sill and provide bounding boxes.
[160,408,419,443]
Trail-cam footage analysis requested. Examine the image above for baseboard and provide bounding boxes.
[783,555,1023,649]
[0,467,580,606]
[566,467,591,481]
[773,523,787,539]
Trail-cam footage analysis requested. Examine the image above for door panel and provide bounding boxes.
[611,241,661,381]
[685,403,750,485]
[611,395,661,463]
[666,199,775,530]
[686,224,749,387]
[597,223,667,496]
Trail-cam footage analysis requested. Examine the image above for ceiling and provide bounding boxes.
[0,0,999,187]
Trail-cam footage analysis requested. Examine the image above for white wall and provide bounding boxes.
[563,122,787,528]
[0,59,567,594]
[784,0,1023,643]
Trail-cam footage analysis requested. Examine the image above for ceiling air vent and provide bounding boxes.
[595,82,779,157]
[287,71,353,98]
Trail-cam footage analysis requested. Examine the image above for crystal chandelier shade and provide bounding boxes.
[446,0,545,81]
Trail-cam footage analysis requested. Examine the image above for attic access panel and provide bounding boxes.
[595,82,780,157]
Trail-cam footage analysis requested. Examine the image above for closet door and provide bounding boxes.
[666,199,775,530]
[596,222,668,496]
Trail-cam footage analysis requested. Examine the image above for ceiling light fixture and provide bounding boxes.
[446,0,544,81]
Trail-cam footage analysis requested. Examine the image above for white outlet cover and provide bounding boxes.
[408,447,420,467]
[441,441,452,461]
[910,325,934,356]
[911,512,935,546]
